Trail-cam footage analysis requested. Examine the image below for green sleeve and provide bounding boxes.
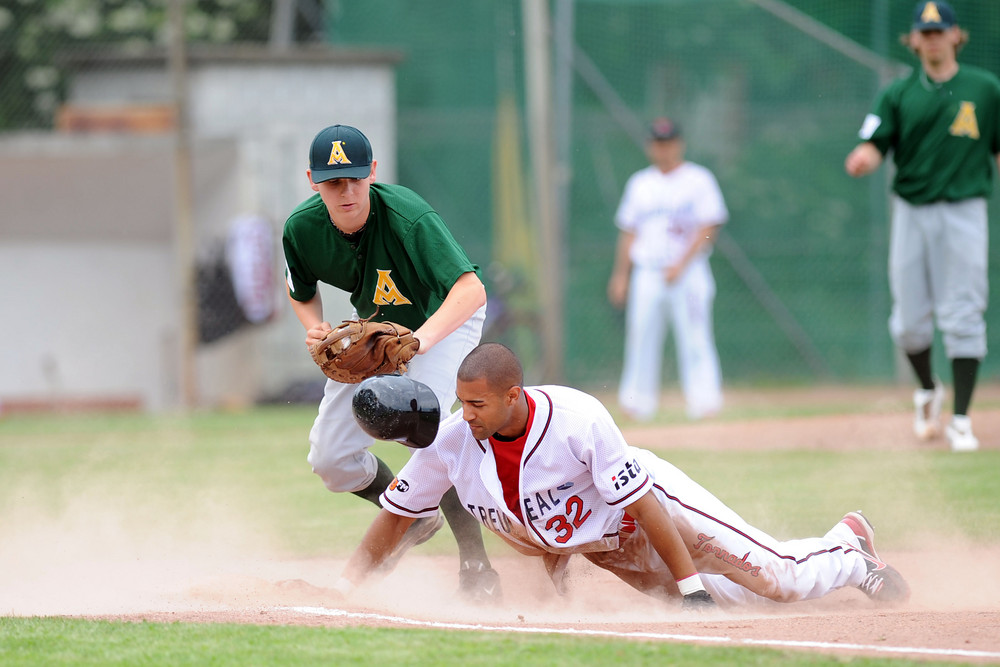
[282,223,319,303]
[404,211,480,296]
[865,83,900,156]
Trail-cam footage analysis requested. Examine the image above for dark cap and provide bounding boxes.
[912,1,956,31]
[309,124,373,182]
[649,117,681,141]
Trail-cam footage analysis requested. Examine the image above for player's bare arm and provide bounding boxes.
[666,223,722,283]
[845,142,883,178]
[607,230,635,307]
[286,289,333,346]
[339,509,416,591]
[411,271,486,353]
[624,491,700,583]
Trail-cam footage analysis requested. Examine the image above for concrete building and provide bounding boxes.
[0,46,400,412]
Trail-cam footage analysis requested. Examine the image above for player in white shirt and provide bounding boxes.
[608,117,727,420]
[335,344,910,610]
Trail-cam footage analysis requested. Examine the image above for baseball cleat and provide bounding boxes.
[840,511,878,559]
[912,383,944,440]
[946,415,979,452]
[840,511,910,603]
[377,512,444,575]
[458,559,503,605]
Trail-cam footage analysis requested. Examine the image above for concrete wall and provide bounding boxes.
[0,48,399,412]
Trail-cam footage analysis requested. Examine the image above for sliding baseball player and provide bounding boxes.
[335,344,910,610]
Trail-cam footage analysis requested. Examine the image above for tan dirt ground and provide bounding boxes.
[6,384,1000,662]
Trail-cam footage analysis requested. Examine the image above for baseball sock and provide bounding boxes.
[951,357,980,416]
[350,455,395,507]
[906,348,935,390]
[440,486,493,567]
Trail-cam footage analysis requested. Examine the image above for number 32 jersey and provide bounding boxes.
[380,385,658,556]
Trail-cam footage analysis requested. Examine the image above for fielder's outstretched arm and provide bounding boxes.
[411,271,486,353]
[336,509,416,594]
[286,289,334,347]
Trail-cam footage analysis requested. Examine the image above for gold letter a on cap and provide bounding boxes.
[327,140,352,166]
[921,2,942,24]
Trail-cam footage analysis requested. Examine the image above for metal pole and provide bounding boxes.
[168,0,199,408]
[269,0,295,52]
[553,0,574,243]
[870,0,902,381]
[522,0,563,382]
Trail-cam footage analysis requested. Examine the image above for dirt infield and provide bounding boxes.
[7,385,1000,662]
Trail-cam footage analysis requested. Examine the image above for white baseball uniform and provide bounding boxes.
[615,161,727,420]
[381,385,871,608]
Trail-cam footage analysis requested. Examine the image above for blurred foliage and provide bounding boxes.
[0,0,278,130]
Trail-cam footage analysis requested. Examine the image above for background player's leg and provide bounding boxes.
[619,266,669,420]
[947,357,981,451]
[906,347,935,390]
[934,199,987,450]
[908,346,944,440]
[888,197,942,439]
[888,197,936,356]
[952,357,980,416]
[671,263,722,420]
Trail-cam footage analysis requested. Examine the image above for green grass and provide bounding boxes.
[1,617,944,667]
[0,406,996,665]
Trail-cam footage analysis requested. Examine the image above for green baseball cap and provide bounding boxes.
[309,124,373,182]
[912,1,956,31]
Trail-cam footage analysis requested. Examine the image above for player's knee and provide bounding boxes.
[307,447,376,493]
[942,331,987,360]
[891,329,933,354]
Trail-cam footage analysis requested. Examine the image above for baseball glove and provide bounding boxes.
[310,317,420,384]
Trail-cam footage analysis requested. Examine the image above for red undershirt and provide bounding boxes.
[489,393,536,523]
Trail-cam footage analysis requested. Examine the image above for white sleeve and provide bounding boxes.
[614,173,642,232]
[380,447,453,519]
[693,169,728,226]
[573,397,652,506]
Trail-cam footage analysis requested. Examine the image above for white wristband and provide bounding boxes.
[676,573,706,596]
[333,576,355,596]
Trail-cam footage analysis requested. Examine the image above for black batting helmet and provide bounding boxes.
[352,375,441,448]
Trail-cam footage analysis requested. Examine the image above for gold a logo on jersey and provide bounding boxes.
[327,140,352,166]
[950,102,980,140]
[373,269,413,306]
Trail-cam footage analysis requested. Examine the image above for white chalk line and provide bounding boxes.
[277,606,1000,661]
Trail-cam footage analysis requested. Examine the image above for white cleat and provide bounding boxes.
[912,383,944,441]
[946,415,979,452]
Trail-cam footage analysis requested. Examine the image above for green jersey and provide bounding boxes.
[862,64,1000,204]
[282,182,480,331]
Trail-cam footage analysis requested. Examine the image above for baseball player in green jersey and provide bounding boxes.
[845,1,1000,452]
[282,124,500,600]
